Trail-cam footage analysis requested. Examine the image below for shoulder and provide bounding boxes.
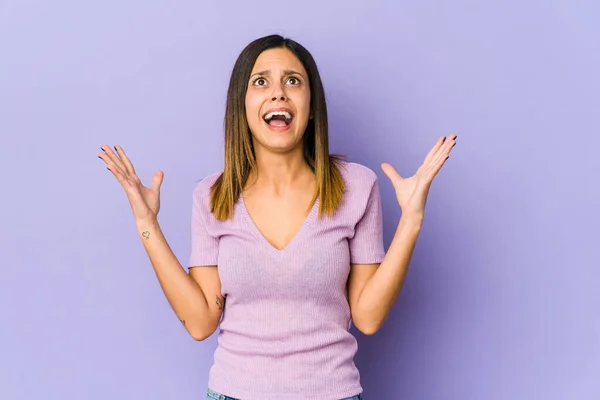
[334,160,381,215]
[323,160,383,225]
[191,170,223,209]
[192,170,223,195]
[336,160,379,191]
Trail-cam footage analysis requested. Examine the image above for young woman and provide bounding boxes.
[98,34,456,400]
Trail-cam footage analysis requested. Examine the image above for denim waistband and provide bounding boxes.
[207,387,363,400]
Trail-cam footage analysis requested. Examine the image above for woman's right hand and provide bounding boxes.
[98,145,164,224]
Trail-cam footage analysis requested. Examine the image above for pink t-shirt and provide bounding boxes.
[188,161,385,400]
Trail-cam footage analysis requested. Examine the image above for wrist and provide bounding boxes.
[135,216,159,230]
[135,217,160,242]
[399,212,424,228]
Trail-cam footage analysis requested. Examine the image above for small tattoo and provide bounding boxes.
[142,231,150,240]
[180,319,186,326]
[216,296,224,311]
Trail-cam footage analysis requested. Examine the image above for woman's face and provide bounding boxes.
[245,47,311,155]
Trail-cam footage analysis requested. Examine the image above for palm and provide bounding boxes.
[127,176,161,221]
[139,185,160,216]
[390,174,427,215]
[382,134,457,216]
[98,145,164,222]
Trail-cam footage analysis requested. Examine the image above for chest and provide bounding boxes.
[214,200,355,301]
[242,190,315,251]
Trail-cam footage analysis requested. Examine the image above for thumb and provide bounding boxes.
[150,170,164,192]
[381,162,403,183]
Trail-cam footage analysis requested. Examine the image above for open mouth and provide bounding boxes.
[262,110,294,127]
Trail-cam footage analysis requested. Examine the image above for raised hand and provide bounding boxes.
[98,145,164,224]
[381,134,457,217]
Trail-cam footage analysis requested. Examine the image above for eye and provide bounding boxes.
[253,77,267,86]
[287,77,301,85]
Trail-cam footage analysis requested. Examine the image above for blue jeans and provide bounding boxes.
[207,388,363,400]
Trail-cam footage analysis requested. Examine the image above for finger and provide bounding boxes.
[98,150,126,176]
[100,145,129,176]
[114,145,136,176]
[381,163,403,185]
[150,170,164,192]
[428,138,455,177]
[435,134,457,157]
[429,153,450,178]
[105,161,129,187]
[430,134,457,166]
[417,134,456,181]
[423,136,447,165]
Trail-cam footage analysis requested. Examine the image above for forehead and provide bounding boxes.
[251,47,307,75]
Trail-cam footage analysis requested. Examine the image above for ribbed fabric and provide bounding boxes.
[188,161,385,400]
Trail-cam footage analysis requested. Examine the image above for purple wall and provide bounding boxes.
[1,1,599,399]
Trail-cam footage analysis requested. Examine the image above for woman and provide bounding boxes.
[98,34,456,400]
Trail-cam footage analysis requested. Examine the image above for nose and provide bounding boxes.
[270,82,287,101]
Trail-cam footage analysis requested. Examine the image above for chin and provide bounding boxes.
[263,138,301,153]
[253,132,301,154]
[251,122,302,150]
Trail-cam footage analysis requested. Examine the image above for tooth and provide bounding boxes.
[264,111,292,120]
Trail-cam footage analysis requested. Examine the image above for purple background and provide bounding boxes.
[1,1,599,399]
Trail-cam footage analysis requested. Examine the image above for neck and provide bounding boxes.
[248,145,313,192]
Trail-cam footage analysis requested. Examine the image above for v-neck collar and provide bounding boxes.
[238,194,319,257]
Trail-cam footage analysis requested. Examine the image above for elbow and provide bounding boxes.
[353,317,382,336]
[189,328,214,341]
[352,310,387,336]
[356,323,380,336]
[182,315,220,341]
[190,330,210,341]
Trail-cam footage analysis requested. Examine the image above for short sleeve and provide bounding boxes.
[348,177,386,264]
[187,182,219,269]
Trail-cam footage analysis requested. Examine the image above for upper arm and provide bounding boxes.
[187,177,224,334]
[189,266,224,332]
[346,167,385,330]
[347,170,385,265]
[347,263,379,320]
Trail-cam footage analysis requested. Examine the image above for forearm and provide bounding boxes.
[135,218,213,337]
[356,213,423,331]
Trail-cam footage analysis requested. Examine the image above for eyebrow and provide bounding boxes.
[250,69,305,79]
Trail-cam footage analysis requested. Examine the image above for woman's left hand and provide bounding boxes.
[381,133,457,217]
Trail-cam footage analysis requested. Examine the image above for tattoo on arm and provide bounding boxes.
[216,295,224,311]
[142,231,150,240]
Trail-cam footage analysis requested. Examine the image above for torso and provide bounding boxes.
[188,161,385,399]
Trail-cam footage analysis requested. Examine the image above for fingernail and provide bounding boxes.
[107,167,110,171]
[442,137,446,143]
[101,147,105,152]
[98,156,102,159]
[114,145,118,151]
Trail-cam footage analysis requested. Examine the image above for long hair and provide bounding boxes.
[210,34,346,220]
